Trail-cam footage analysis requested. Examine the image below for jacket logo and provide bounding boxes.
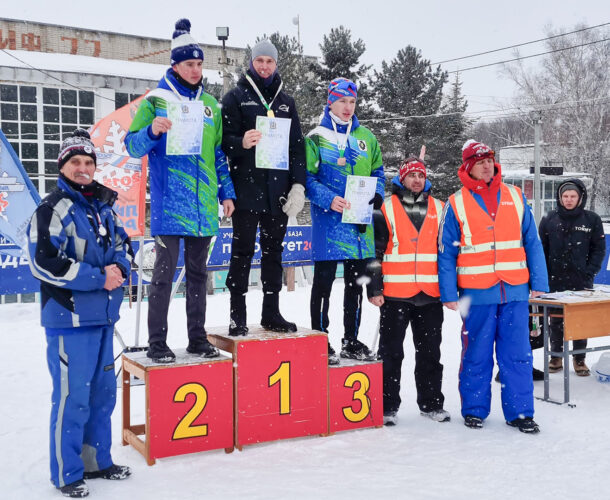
[358,140,367,151]
[204,106,213,117]
[501,201,514,205]
[574,225,592,232]
[241,101,259,106]
[278,104,289,112]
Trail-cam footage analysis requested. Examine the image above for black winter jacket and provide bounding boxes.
[220,70,306,215]
[538,178,606,292]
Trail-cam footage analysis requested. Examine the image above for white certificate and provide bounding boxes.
[255,116,291,170]
[166,101,204,155]
[342,175,378,224]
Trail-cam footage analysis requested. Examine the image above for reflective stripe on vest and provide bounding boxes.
[450,184,529,289]
[381,194,443,298]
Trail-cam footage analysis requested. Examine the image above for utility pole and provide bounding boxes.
[531,110,543,225]
[292,15,300,47]
[216,27,230,95]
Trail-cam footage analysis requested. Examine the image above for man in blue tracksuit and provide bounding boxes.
[27,130,132,497]
[438,140,548,433]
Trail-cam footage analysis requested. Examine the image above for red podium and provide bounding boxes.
[122,350,234,465]
[328,359,383,433]
[208,326,328,449]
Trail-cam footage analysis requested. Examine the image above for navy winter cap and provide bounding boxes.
[58,129,96,170]
[171,19,204,65]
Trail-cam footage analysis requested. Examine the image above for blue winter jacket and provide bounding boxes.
[438,185,548,305]
[305,107,385,261]
[124,69,235,237]
[27,176,132,329]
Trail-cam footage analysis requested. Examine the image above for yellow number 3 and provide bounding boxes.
[172,383,209,440]
[342,372,371,423]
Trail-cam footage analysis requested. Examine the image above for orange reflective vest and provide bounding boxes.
[448,184,529,289]
[381,194,444,298]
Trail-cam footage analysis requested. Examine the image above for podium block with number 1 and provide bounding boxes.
[208,326,328,449]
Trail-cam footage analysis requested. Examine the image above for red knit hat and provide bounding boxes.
[399,158,427,184]
[462,140,494,173]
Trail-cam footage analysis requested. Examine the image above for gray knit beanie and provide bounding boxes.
[251,39,278,62]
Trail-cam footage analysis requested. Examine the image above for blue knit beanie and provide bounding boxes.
[327,77,357,105]
[170,19,204,65]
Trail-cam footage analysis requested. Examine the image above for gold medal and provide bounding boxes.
[267,109,275,118]
[337,157,346,166]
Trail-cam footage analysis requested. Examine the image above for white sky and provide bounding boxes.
[2,0,608,119]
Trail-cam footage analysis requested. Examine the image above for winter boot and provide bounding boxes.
[83,464,131,480]
[229,293,248,336]
[328,343,340,365]
[549,357,562,373]
[507,417,540,434]
[146,341,176,363]
[383,411,398,426]
[464,415,484,429]
[573,358,590,376]
[261,293,297,332]
[421,409,451,422]
[59,479,89,498]
[340,338,374,361]
[532,367,545,381]
[187,337,219,358]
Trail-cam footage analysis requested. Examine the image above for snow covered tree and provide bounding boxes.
[503,23,610,213]
[369,46,448,189]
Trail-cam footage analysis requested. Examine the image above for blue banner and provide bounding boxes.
[0,129,41,257]
[1,226,313,294]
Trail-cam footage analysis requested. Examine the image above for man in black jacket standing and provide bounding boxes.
[539,178,606,376]
[221,39,307,336]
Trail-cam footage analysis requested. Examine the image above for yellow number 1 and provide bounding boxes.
[268,361,291,415]
[342,372,371,423]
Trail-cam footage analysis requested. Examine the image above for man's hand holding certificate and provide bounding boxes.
[166,101,204,155]
[341,175,378,224]
[255,116,291,170]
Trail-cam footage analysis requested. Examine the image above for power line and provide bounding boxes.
[447,37,610,74]
[432,22,609,65]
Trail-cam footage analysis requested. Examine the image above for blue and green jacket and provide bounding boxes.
[305,107,385,261]
[125,69,235,236]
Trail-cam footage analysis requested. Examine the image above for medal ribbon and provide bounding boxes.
[164,75,202,101]
[331,119,353,160]
[245,74,283,116]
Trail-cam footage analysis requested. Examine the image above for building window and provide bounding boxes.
[115,92,141,110]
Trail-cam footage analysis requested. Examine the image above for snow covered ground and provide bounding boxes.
[2,283,609,499]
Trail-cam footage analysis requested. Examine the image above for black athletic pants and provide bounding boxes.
[310,259,368,339]
[225,210,288,295]
[378,299,445,413]
[148,235,211,345]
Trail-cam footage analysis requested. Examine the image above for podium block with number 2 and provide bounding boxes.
[329,359,383,433]
[208,326,328,449]
[122,351,234,464]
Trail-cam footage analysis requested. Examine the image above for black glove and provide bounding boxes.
[369,193,383,210]
[358,224,367,233]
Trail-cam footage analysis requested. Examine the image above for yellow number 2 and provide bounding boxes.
[172,383,208,440]
[268,361,291,415]
[342,372,371,423]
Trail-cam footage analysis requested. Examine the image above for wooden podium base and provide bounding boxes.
[207,325,329,450]
[122,349,234,465]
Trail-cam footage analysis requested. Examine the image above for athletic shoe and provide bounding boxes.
[383,411,398,426]
[328,343,340,365]
[187,339,219,358]
[340,338,375,361]
[464,415,484,429]
[146,341,176,363]
[83,464,131,480]
[59,480,89,498]
[421,409,451,422]
[506,417,540,434]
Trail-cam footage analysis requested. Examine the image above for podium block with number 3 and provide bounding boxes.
[122,350,234,464]
[208,326,328,449]
[328,359,383,433]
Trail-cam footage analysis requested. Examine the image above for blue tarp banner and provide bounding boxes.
[1,226,314,294]
[0,129,41,257]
